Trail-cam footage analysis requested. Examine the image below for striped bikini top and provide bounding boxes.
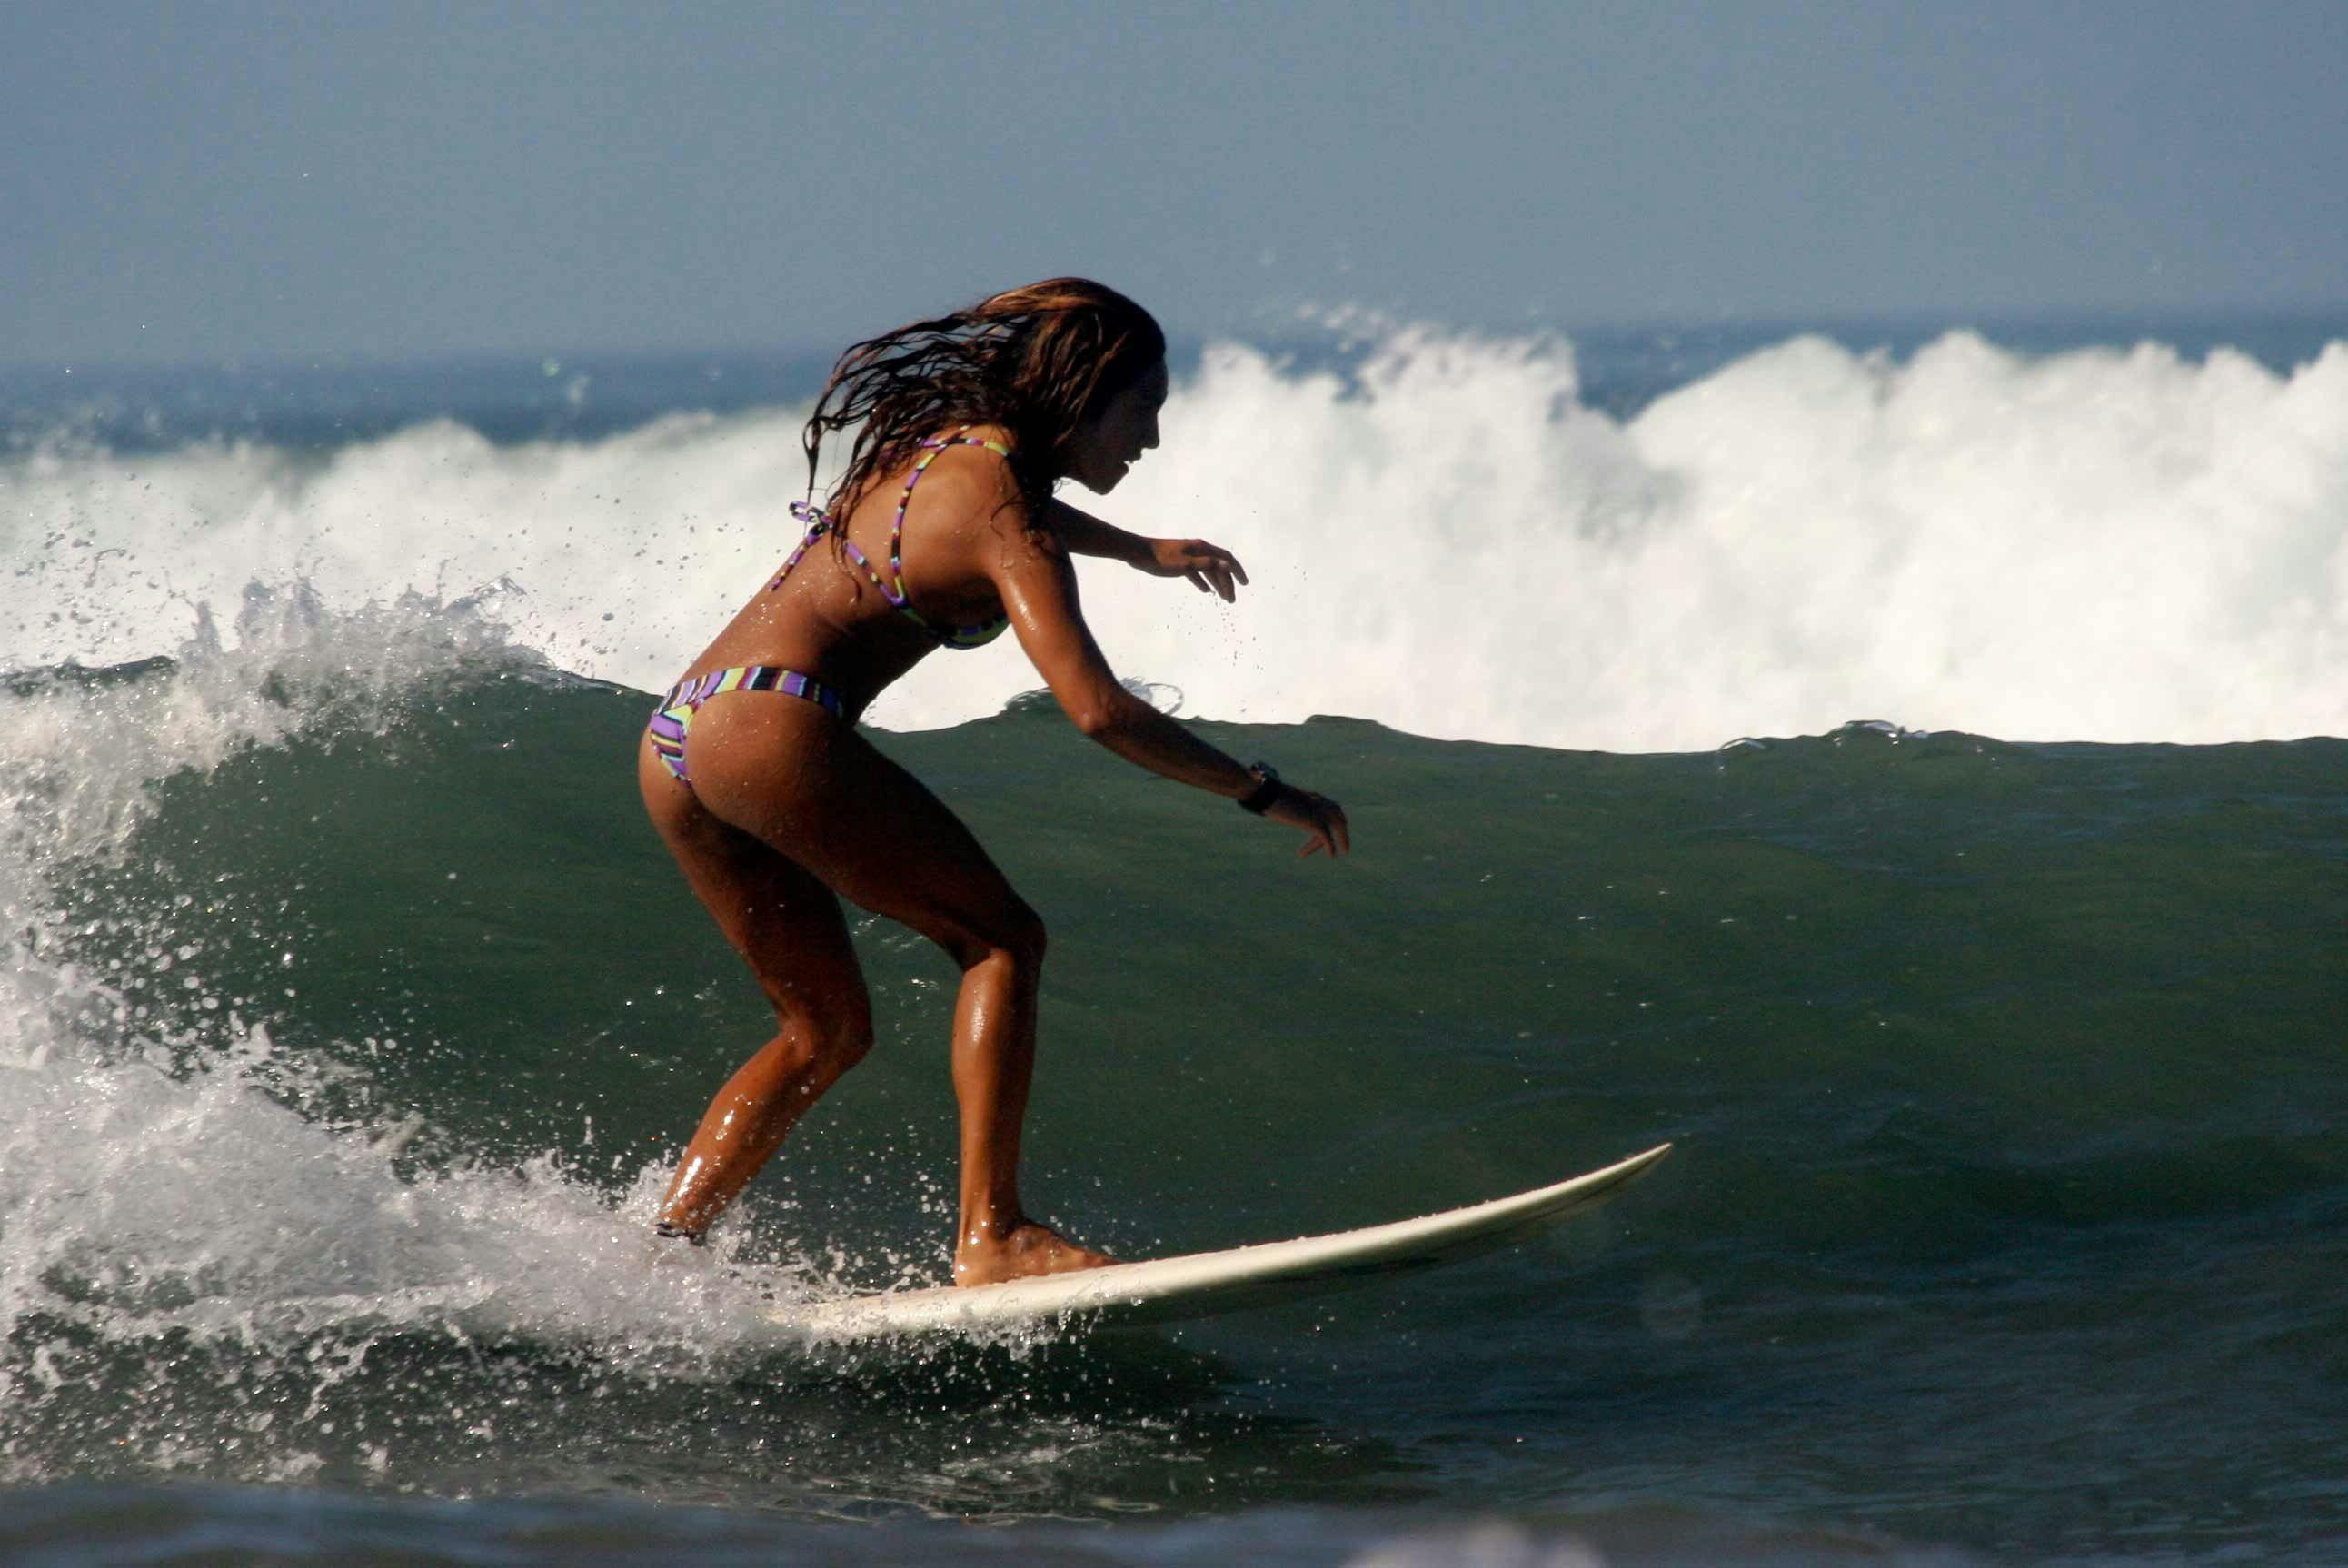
[772,429,1012,650]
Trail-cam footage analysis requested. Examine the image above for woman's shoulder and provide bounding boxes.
[936,421,1016,458]
[902,424,1023,511]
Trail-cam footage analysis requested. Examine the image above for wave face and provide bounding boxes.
[7,323,2343,749]
[1,600,2344,1560]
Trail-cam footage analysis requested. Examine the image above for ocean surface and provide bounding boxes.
[3,315,2343,1565]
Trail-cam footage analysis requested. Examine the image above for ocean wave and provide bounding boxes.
[5,324,2342,749]
[2,635,2342,1533]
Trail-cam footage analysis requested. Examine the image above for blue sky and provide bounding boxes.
[6,0,2343,364]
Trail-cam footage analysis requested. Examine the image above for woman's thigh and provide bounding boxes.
[638,724,870,1029]
[680,693,1040,968]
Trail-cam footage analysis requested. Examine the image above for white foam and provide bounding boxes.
[0,1027,770,1346]
[0,598,840,1413]
[1093,326,2348,748]
[5,324,2343,751]
[0,971,840,1414]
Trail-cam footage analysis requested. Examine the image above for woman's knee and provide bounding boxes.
[985,902,1048,976]
[767,994,873,1082]
[825,1003,876,1071]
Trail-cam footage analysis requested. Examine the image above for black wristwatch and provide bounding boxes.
[1237,761,1283,814]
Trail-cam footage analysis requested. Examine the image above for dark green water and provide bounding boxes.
[5,659,2343,1563]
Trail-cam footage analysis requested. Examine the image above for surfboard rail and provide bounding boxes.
[767,1142,1673,1339]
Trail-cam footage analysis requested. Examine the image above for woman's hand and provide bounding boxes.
[1139,537,1249,601]
[1264,784,1350,858]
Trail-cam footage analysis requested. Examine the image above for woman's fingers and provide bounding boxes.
[1189,553,1231,600]
[1164,540,1246,600]
[1318,797,1349,856]
[1186,562,1228,600]
[1271,791,1348,858]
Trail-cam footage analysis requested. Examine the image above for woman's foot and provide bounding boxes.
[953,1219,1115,1287]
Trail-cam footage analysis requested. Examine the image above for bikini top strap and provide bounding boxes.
[885,427,1013,604]
[769,501,834,592]
[771,430,1011,610]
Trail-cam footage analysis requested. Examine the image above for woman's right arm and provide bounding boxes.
[991,532,1349,857]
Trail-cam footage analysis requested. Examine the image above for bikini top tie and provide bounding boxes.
[771,429,1013,650]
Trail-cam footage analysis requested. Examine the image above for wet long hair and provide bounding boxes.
[801,278,1166,532]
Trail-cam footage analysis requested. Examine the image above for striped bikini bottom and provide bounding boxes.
[648,665,846,787]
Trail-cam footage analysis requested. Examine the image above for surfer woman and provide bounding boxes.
[638,279,1349,1285]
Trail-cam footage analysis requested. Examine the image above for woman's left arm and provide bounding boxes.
[1043,497,1249,602]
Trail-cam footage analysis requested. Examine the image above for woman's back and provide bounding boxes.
[689,428,1034,712]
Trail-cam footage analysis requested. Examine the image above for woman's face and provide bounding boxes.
[1066,360,1168,493]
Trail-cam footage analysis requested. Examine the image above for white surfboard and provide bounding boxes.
[766,1142,1671,1339]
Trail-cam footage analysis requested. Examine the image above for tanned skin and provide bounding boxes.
[641,361,1348,1285]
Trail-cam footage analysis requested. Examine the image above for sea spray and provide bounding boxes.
[0,600,895,1495]
[7,324,2342,749]
[2,325,2344,1557]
